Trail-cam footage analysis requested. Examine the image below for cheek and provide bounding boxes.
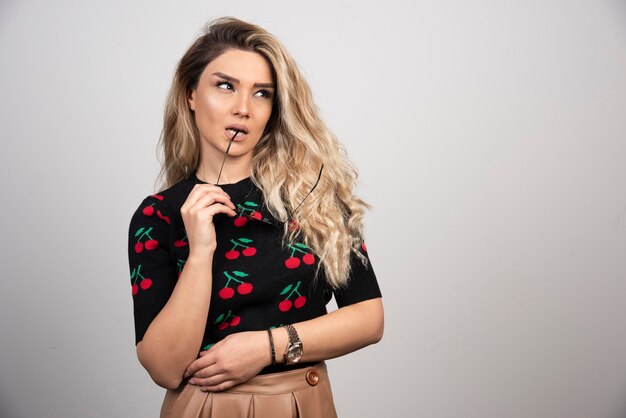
[258,103,273,126]
[201,95,227,121]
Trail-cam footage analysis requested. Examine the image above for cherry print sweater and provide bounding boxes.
[127,173,382,375]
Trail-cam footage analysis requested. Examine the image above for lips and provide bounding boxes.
[225,124,249,141]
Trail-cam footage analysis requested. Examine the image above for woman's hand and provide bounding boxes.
[183,331,271,392]
[181,184,237,256]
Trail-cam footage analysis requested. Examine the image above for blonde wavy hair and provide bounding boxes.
[156,17,370,289]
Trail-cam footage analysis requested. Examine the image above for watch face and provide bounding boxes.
[287,343,303,363]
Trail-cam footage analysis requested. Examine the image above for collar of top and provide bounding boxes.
[187,173,285,229]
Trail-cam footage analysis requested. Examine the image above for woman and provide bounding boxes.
[127,17,384,418]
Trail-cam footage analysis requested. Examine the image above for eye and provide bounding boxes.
[255,89,273,99]
[216,80,234,90]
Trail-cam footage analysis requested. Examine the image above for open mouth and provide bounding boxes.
[225,126,249,141]
[226,126,249,135]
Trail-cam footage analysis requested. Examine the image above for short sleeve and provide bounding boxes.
[333,242,382,308]
[127,194,177,345]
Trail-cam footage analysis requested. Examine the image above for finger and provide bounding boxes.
[206,203,237,216]
[200,380,237,392]
[186,190,234,213]
[189,373,228,387]
[190,191,236,212]
[198,203,237,219]
[184,355,216,378]
[184,185,232,210]
[190,361,223,379]
[187,184,230,205]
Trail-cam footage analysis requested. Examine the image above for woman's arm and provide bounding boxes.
[273,297,384,364]
[136,253,215,390]
[136,183,237,390]
[183,297,384,391]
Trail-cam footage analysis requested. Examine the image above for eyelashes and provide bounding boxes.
[215,80,234,90]
[215,80,273,99]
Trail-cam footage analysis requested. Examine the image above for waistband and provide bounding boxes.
[224,361,329,395]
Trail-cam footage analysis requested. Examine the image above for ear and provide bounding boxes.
[187,90,196,111]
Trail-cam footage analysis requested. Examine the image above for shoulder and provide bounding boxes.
[128,175,196,232]
[131,176,195,218]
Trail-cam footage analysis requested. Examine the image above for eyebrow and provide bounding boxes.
[212,72,275,89]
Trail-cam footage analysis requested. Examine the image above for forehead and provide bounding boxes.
[203,49,273,84]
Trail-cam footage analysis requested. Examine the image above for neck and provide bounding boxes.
[196,147,253,185]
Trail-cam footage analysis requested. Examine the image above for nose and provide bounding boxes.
[233,94,250,118]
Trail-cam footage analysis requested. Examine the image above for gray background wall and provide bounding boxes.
[1,1,625,417]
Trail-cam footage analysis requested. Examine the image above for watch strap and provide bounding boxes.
[282,324,303,364]
[284,324,300,345]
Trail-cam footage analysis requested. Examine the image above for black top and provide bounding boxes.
[127,173,382,374]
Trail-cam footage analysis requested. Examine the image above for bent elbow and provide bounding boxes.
[137,341,184,390]
[359,297,384,345]
[156,375,184,391]
[143,364,184,391]
[145,364,184,390]
[371,311,384,344]
[373,319,384,344]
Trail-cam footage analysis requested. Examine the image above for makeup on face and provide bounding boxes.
[189,49,275,170]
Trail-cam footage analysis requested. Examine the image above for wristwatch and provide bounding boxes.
[282,324,303,364]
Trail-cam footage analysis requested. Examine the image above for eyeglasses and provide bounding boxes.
[216,130,324,224]
[287,164,324,222]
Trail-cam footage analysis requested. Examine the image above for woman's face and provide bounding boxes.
[188,49,275,160]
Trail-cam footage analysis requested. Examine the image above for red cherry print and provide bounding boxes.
[294,295,306,308]
[132,284,138,296]
[242,247,257,257]
[250,211,262,220]
[156,210,171,225]
[237,282,253,295]
[277,281,304,312]
[144,239,158,250]
[361,242,367,252]
[215,310,237,330]
[225,250,240,260]
[285,257,301,269]
[227,238,256,259]
[143,206,155,216]
[140,278,152,290]
[285,243,313,269]
[219,287,235,299]
[234,216,248,227]
[135,242,144,253]
[174,240,187,247]
[151,194,164,201]
[279,300,293,312]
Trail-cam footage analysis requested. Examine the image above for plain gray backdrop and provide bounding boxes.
[1,1,625,417]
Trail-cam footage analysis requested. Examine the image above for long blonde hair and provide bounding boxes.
[156,17,370,289]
